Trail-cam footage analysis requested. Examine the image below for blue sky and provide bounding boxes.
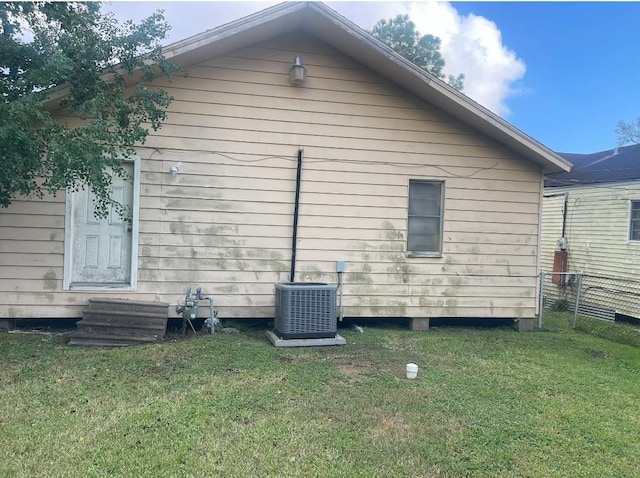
[105,1,640,154]
[452,2,640,154]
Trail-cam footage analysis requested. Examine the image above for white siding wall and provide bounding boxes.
[0,32,543,320]
[540,194,565,273]
[541,181,640,317]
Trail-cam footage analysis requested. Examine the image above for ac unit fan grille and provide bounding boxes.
[274,283,337,339]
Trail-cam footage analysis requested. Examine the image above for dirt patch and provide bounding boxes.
[335,357,382,382]
[8,329,75,337]
[337,363,366,382]
[276,356,295,363]
[584,348,607,359]
[276,351,383,381]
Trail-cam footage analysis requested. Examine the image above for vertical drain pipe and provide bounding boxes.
[561,192,569,238]
[290,147,303,283]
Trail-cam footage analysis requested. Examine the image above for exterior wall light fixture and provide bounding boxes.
[169,166,180,176]
[289,56,306,84]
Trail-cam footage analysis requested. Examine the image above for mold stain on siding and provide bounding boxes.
[386,263,412,283]
[169,221,190,234]
[464,264,486,275]
[495,257,513,275]
[388,300,407,316]
[217,284,240,294]
[36,293,55,303]
[254,259,288,272]
[204,224,239,236]
[444,298,458,314]
[421,277,443,286]
[513,302,525,318]
[379,242,404,252]
[245,250,288,272]
[367,296,382,314]
[164,188,221,199]
[299,264,323,282]
[346,263,373,284]
[450,276,464,287]
[381,220,404,241]
[43,270,57,290]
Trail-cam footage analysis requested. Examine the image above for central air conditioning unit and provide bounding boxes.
[274,282,338,339]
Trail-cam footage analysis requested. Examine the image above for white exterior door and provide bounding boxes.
[65,161,138,289]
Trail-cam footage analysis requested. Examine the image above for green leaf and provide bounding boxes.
[370,14,464,91]
[0,1,180,217]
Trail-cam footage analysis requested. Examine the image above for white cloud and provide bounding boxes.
[332,1,526,116]
[405,1,526,116]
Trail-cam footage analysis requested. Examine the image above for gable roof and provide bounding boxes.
[46,1,572,175]
[545,143,640,187]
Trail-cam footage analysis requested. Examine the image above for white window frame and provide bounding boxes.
[63,156,140,291]
[406,179,445,258]
[629,200,640,242]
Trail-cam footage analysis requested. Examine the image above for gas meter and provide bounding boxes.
[176,287,217,335]
[176,287,202,334]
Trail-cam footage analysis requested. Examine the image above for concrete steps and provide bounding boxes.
[69,298,169,346]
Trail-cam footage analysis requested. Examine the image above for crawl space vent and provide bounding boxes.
[274,283,337,339]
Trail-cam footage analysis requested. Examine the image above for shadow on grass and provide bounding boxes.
[10,313,639,349]
[542,311,640,348]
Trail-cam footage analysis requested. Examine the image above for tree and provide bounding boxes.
[370,14,464,91]
[0,2,178,217]
[616,117,640,145]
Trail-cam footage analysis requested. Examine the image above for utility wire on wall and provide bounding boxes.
[144,147,501,179]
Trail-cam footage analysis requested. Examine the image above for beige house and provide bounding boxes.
[0,2,570,330]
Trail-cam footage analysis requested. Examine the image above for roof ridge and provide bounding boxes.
[44,1,571,174]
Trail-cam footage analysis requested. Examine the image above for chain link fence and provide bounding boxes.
[539,271,640,328]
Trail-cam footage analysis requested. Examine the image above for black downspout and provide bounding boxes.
[543,191,570,238]
[561,191,569,238]
[290,148,303,283]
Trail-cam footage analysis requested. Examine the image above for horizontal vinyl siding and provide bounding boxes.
[0,196,66,318]
[542,182,640,317]
[540,194,565,273]
[0,31,542,319]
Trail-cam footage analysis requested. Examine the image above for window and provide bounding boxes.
[630,201,640,241]
[407,180,444,256]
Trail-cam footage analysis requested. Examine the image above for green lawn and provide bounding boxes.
[2,313,639,477]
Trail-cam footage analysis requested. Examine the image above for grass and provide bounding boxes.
[1,314,639,477]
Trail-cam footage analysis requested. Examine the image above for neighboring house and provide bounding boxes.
[0,2,570,330]
[541,143,640,318]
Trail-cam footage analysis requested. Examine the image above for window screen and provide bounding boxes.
[407,180,444,255]
[630,201,640,241]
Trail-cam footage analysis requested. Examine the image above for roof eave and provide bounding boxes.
[162,2,309,66]
[301,2,571,174]
[43,1,572,174]
[42,2,311,112]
